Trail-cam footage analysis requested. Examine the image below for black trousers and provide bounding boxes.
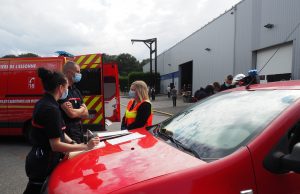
[172,97,177,107]
[151,93,155,101]
[24,148,51,194]
[24,147,60,194]
[23,179,45,194]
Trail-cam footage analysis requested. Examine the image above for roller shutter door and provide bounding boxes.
[257,43,293,83]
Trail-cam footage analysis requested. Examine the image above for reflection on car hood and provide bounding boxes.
[49,128,204,194]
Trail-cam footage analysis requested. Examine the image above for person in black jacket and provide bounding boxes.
[59,61,88,143]
[171,87,177,107]
[213,82,221,93]
[23,68,99,194]
[220,75,235,91]
[194,87,205,100]
[194,85,214,101]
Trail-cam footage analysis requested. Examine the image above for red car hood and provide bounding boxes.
[49,129,204,194]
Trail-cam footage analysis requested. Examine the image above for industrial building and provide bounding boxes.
[143,0,300,94]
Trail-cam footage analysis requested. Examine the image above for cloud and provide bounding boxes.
[0,0,240,60]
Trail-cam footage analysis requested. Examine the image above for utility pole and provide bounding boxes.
[131,38,157,89]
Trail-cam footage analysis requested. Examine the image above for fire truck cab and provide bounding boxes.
[0,53,120,137]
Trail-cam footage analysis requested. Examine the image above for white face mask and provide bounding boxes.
[128,90,136,98]
[60,89,68,100]
[73,73,82,83]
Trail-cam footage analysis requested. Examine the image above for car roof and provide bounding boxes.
[230,80,300,91]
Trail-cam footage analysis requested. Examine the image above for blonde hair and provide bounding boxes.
[131,80,149,102]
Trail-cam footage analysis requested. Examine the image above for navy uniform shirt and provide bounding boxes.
[31,93,65,149]
[58,85,84,124]
[27,93,65,180]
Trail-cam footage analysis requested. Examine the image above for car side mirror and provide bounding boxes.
[281,143,300,173]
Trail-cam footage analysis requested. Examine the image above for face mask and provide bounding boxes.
[60,89,69,100]
[225,82,231,87]
[73,73,82,83]
[128,90,136,99]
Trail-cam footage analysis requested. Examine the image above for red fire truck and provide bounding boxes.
[0,53,120,137]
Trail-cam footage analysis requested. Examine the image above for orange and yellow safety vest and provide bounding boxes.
[124,99,153,128]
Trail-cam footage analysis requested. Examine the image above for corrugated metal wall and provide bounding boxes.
[143,0,300,93]
[234,0,253,75]
[252,0,300,50]
[154,11,236,93]
[251,0,300,79]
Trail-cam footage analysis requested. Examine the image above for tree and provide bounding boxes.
[18,53,39,58]
[102,53,117,64]
[2,54,17,58]
[115,53,141,76]
[102,53,141,76]
[128,72,160,93]
[2,53,39,58]
[140,58,150,67]
[119,75,129,92]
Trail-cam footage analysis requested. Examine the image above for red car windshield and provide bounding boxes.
[158,90,300,161]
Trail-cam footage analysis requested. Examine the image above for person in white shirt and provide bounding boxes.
[167,85,171,98]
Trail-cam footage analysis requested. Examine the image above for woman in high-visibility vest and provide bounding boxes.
[121,80,153,130]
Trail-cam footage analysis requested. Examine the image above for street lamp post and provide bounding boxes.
[131,38,157,89]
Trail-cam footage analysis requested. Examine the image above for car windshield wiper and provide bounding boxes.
[157,129,201,159]
[175,109,194,121]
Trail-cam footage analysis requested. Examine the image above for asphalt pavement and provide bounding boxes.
[148,94,194,115]
[0,136,30,194]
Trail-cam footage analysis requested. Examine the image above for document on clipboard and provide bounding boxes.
[97,130,131,140]
[106,132,146,145]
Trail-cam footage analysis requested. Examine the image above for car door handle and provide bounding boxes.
[240,189,253,194]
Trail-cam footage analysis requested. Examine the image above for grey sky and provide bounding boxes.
[0,0,240,60]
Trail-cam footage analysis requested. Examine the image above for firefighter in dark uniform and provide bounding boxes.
[23,68,99,194]
[59,61,88,143]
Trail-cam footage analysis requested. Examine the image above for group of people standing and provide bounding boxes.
[24,62,100,194]
[24,62,154,193]
[194,71,258,101]
[24,61,257,193]
[194,74,240,101]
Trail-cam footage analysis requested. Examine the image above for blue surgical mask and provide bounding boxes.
[73,73,82,83]
[128,90,136,98]
[60,89,69,100]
